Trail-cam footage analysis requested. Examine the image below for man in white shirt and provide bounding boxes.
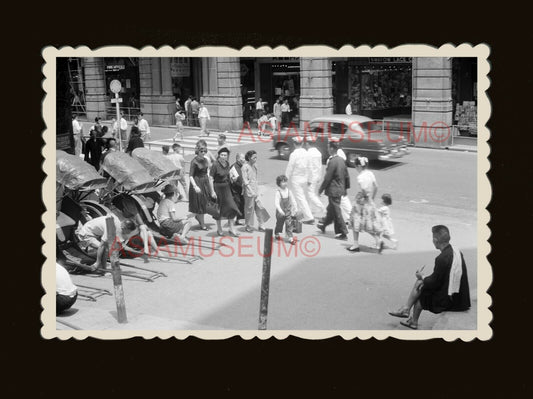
[305,137,327,218]
[345,99,354,115]
[256,98,264,119]
[198,102,211,136]
[56,263,78,314]
[285,137,314,223]
[72,114,83,156]
[138,113,151,141]
[167,143,188,198]
[75,215,137,271]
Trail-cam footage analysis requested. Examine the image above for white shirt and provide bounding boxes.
[198,107,210,119]
[345,103,353,115]
[120,117,128,130]
[72,120,82,135]
[337,148,347,161]
[285,147,309,182]
[167,152,184,169]
[56,263,77,297]
[357,169,377,194]
[256,101,264,110]
[281,103,291,112]
[138,118,150,134]
[307,147,323,182]
[76,215,125,243]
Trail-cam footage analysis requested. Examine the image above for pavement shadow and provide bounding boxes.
[195,247,477,331]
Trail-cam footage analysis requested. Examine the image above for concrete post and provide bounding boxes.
[411,58,453,148]
[299,58,334,129]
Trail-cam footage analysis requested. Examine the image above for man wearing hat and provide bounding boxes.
[285,136,314,224]
[318,140,350,240]
[305,136,327,218]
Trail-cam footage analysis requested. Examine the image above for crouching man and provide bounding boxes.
[388,225,471,329]
[75,215,138,272]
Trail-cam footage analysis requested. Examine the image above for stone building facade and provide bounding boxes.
[76,56,474,148]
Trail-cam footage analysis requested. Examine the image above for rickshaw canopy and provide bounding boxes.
[56,150,107,191]
[102,151,158,193]
[132,147,180,181]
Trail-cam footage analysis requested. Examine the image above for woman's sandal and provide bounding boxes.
[200,226,208,231]
[388,309,410,318]
[228,231,240,237]
[400,318,418,330]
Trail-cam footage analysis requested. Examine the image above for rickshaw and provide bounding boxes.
[87,150,207,263]
[56,150,167,284]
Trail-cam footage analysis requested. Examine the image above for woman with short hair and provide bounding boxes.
[210,147,241,237]
[188,141,215,230]
[157,184,191,243]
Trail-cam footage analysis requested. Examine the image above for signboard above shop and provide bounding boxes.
[171,57,190,78]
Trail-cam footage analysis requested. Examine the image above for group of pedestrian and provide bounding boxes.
[73,112,155,172]
[314,140,398,253]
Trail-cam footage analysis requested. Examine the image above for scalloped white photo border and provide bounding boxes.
[41,44,491,340]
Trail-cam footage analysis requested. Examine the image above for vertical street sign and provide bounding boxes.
[110,80,123,151]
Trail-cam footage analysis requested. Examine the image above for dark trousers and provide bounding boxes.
[323,196,347,235]
[275,212,293,237]
[282,112,290,127]
[56,293,77,314]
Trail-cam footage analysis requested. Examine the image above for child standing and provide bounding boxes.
[173,110,185,141]
[377,193,398,250]
[274,175,298,244]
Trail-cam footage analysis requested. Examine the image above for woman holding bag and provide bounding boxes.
[189,141,216,230]
[210,147,241,237]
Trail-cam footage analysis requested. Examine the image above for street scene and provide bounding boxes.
[52,54,479,333]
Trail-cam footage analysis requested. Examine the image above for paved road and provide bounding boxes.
[58,124,478,332]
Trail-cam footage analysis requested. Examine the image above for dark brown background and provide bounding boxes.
[9,2,528,396]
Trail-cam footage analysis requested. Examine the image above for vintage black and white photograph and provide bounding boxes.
[42,45,491,339]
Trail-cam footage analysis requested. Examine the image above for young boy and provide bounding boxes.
[274,175,298,244]
[268,113,279,135]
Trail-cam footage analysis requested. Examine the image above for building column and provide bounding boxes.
[140,57,175,125]
[83,58,107,121]
[200,57,243,131]
[139,58,153,118]
[299,58,334,128]
[411,58,453,148]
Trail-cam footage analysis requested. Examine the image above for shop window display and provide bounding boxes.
[348,65,412,118]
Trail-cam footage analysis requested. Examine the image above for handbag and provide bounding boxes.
[292,218,303,234]
[255,198,271,223]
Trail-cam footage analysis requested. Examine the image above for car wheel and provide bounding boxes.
[277,144,290,160]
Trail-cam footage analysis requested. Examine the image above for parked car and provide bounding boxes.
[272,114,409,165]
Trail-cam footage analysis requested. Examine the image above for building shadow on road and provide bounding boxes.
[195,247,477,331]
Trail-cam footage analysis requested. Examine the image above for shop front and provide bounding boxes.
[452,57,477,136]
[170,57,202,105]
[240,57,301,125]
[333,57,412,120]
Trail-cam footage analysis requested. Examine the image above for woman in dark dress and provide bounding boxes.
[125,126,144,155]
[188,142,215,230]
[210,147,241,237]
